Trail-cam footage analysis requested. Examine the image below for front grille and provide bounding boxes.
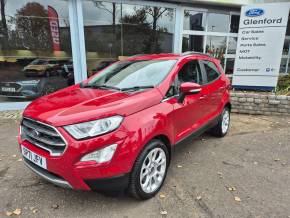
[25,69,39,73]
[0,82,22,90]
[21,117,67,156]
[0,91,23,97]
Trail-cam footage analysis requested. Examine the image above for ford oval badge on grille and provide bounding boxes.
[245,8,264,17]
[32,129,40,136]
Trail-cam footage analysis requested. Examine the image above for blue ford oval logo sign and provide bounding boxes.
[245,8,264,17]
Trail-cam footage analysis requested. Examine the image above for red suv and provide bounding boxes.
[19,53,231,200]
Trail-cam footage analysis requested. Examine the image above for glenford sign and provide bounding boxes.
[232,3,290,91]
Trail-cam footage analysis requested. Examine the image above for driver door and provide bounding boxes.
[171,59,207,143]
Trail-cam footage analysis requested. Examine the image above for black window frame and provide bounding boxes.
[176,59,204,85]
[199,60,221,84]
[163,59,204,99]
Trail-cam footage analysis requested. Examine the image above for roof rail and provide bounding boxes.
[181,51,211,57]
[129,54,148,57]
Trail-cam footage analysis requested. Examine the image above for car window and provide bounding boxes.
[164,60,202,98]
[88,60,177,89]
[201,60,220,83]
[164,85,176,99]
[30,59,47,65]
[177,60,203,84]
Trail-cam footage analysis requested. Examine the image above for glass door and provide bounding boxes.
[180,7,239,75]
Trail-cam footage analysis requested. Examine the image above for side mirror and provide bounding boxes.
[178,82,201,103]
[180,82,201,94]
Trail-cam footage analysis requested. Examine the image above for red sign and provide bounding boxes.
[48,6,60,51]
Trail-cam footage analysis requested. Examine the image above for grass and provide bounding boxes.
[276,75,290,96]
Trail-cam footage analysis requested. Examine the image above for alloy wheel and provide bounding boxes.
[221,110,230,134]
[140,147,167,194]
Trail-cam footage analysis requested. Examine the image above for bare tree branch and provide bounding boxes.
[94,1,113,15]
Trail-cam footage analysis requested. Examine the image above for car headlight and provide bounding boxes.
[64,115,123,139]
[80,144,117,163]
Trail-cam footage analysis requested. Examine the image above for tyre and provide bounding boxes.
[209,107,230,137]
[128,139,169,200]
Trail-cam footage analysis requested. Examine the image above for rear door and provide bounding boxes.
[199,60,225,116]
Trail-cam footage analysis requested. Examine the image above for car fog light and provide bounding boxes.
[81,144,117,163]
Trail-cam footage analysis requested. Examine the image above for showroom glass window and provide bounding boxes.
[205,36,226,67]
[182,34,204,52]
[82,1,175,76]
[207,13,230,33]
[280,13,290,74]
[0,0,74,103]
[182,9,239,73]
[183,10,205,31]
[230,14,240,33]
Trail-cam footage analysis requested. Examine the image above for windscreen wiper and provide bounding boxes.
[120,86,154,91]
[82,84,121,91]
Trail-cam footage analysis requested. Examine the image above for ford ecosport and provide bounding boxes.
[18,53,231,200]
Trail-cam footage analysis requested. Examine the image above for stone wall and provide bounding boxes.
[231,92,290,116]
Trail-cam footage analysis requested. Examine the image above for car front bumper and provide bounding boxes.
[23,157,130,191]
[18,126,135,191]
[0,92,39,99]
[24,71,45,76]
[0,84,40,99]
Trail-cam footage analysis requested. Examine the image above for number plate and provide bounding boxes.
[21,145,47,169]
[1,87,16,92]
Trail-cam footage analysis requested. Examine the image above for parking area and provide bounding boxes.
[0,113,290,218]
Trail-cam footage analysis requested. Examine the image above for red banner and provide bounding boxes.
[48,6,60,51]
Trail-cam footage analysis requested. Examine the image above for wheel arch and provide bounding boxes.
[152,134,172,163]
[132,133,172,169]
[225,102,231,111]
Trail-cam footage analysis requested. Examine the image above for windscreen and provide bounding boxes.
[30,59,47,65]
[87,59,177,89]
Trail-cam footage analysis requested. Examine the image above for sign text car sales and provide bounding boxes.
[232,3,290,90]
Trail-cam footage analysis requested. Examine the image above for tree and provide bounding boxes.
[144,6,171,53]
[121,6,172,54]
[0,0,8,49]
[120,7,152,55]
[91,2,173,55]
[93,1,118,56]
[14,2,52,51]
[94,2,117,27]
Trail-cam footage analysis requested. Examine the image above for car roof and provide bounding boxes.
[126,52,215,61]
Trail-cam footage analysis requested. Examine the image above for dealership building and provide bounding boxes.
[0,0,289,110]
